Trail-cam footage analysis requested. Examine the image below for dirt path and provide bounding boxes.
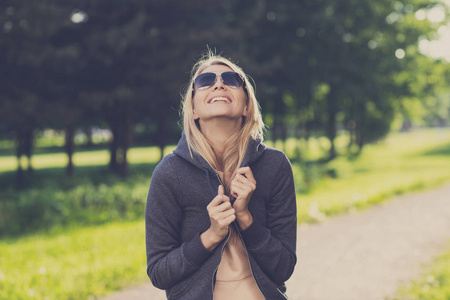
[100,184,450,300]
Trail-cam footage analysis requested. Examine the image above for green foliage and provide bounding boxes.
[394,55,450,128]
[0,164,155,238]
[2,0,449,172]
[0,182,148,237]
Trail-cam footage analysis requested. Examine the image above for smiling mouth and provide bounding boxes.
[209,97,231,104]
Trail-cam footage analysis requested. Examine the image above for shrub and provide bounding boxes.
[0,182,149,237]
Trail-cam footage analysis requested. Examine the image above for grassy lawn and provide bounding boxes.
[0,146,175,173]
[0,222,147,300]
[390,240,450,300]
[291,128,450,222]
[0,128,449,299]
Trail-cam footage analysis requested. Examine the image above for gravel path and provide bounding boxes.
[100,183,450,300]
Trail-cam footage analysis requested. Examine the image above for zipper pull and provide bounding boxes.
[215,173,223,185]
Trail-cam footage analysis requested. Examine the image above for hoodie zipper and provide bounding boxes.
[214,172,266,299]
[277,288,289,299]
[211,172,230,297]
[215,173,224,189]
[234,222,267,299]
[211,229,231,296]
[212,172,268,299]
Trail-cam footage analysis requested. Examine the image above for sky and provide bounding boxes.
[417,0,450,61]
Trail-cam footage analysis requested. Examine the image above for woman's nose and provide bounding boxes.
[213,75,226,90]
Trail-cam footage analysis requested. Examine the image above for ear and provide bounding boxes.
[242,105,248,117]
[193,109,199,120]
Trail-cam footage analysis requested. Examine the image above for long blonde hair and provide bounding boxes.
[181,52,265,192]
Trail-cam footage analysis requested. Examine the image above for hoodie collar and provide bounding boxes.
[173,130,266,174]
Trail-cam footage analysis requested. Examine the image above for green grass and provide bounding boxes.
[389,240,450,300]
[0,222,147,300]
[0,128,450,299]
[293,128,450,223]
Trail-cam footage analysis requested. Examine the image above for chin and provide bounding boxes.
[201,113,242,121]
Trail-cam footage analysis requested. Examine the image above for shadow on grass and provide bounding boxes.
[0,162,158,191]
[420,143,450,156]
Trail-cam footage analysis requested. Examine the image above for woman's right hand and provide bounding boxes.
[200,185,236,251]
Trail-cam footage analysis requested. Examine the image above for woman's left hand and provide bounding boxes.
[230,167,256,229]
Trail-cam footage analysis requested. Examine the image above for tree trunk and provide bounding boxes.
[280,120,287,154]
[356,130,364,152]
[109,120,118,173]
[85,127,93,148]
[118,101,133,177]
[347,120,356,153]
[292,123,301,163]
[156,114,166,162]
[356,103,365,153]
[348,128,355,150]
[326,88,338,160]
[271,119,278,145]
[65,122,75,177]
[15,131,24,187]
[23,127,34,173]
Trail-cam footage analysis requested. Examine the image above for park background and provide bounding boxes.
[0,0,449,299]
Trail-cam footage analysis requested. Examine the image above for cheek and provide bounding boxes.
[192,95,202,110]
[235,92,248,108]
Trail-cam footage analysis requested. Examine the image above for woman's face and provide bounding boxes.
[192,64,248,123]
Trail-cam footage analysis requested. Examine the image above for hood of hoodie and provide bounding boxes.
[173,130,266,176]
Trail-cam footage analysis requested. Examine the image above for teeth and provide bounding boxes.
[210,97,230,103]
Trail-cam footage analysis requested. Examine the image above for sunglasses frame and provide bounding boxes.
[192,71,246,92]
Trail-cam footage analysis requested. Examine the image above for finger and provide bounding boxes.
[234,184,249,194]
[208,194,230,209]
[231,180,254,194]
[221,214,236,226]
[232,180,251,191]
[230,184,247,199]
[210,200,233,215]
[218,184,224,196]
[233,173,255,187]
[236,167,255,184]
[211,207,235,222]
[229,183,238,198]
[219,207,235,219]
[217,200,233,211]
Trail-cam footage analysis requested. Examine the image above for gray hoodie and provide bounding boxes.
[146,131,297,299]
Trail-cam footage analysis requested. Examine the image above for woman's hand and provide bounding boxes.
[200,185,235,251]
[230,167,256,230]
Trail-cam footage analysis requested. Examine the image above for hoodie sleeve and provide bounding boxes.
[145,156,214,290]
[239,152,297,284]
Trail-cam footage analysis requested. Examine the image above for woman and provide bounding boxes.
[146,52,297,299]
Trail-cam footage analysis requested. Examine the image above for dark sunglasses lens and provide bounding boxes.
[222,72,243,87]
[194,73,216,88]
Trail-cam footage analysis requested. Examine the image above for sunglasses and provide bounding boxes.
[193,71,245,91]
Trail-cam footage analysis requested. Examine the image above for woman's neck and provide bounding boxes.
[198,117,242,161]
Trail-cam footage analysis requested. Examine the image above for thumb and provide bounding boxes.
[218,185,224,195]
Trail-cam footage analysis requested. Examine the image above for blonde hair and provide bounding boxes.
[181,51,265,193]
